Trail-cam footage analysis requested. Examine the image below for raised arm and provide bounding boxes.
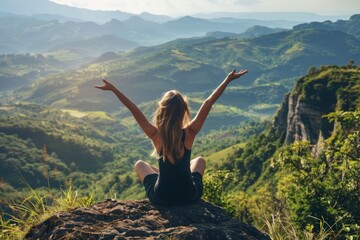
[187,69,248,136]
[95,79,157,139]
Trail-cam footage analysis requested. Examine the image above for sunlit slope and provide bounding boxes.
[19,28,359,112]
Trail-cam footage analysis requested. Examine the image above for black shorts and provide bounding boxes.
[143,172,203,206]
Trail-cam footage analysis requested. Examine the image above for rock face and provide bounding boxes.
[273,90,330,146]
[272,67,360,148]
[25,199,269,240]
[283,93,325,145]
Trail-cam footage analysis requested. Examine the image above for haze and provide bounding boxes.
[50,0,360,16]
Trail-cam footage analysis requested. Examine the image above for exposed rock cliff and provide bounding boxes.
[284,93,325,144]
[25,199,269,240]
[272,66,360,146]
[273,91,328,146]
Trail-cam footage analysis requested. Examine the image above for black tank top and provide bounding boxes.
[154,130,196,202]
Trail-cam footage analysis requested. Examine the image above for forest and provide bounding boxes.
[0,6,359,239]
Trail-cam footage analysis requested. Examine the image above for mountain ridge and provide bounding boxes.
[17,27,360,112]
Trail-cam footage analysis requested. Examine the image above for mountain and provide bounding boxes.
[161,16,295,37]
[228,65,360,189]
[206,25,287,39]
[139,12,173,23]
[0,16,100,53]
[294,14,360,39]
[17,27,360,113]
[104,17,169,46]
[49,34,140,57]
[239,25,288,38]
[0,103,146,188]
[0,0,131,23]
[0,15,150,54]
[195,12,351,22]
[162,16,248,37]
[1,11,356,54]
[3,0,344,26]
[0,15,284,53]
[228,65,360,234]
[0,14,293,52]
[0,53,84,92]
[274,66,360,145]
[0,7,359,238]
[208,17,298,29]
[1,65,358,239]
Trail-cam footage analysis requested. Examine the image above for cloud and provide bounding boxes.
[252,0,360,14]
[51,0,360,16]
[207,0,260,5]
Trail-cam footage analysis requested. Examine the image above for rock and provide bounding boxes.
[25,199,270,240]
[272,67,360,148]
[284,93,324,145]
[271,89,335,157]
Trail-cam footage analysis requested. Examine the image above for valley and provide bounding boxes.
[0,5,359,238]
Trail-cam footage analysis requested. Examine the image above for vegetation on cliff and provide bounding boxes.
[1,13,360,238]
[203,65,360,239]
[1,65,359,239]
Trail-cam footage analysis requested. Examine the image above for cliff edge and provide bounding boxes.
[24,199,269,240]
[272,66,360,146]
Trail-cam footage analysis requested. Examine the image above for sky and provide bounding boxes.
[50,0,360,17]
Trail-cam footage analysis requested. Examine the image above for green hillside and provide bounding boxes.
[0,103,148,188]
[294,14,360,39]
[0,50,99,94]
[1,13,360,239]
[207,65,360,238]
[0,54,66,91]
[48,34,140,57]
[11,28,359,131]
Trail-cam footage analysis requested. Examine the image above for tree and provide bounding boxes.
[273,111,360,238]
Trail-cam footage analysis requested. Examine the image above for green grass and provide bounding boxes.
[120,116,136,126]
[206,143,246,164]
[61,109,114,121]
[284,42,305,55]
[262,214,348,240]
[0,185,93,240]
[42,50,85,62]
[190,97,251,116]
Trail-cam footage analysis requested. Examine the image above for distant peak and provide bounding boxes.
[175,15,208,23]
[123,15,146,23]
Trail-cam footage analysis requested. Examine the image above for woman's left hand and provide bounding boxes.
[226,69,248,82]
[94,79,115,91]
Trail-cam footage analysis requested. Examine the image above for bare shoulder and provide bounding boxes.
[151,130,162,153]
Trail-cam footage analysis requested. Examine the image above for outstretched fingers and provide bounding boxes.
[234,69,248,77]
[94,79,113,90]
[238,69,248,76]
[228,69,248,81]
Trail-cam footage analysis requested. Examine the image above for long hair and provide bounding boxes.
[152,90,190,163]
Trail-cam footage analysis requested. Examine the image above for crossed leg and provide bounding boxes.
[134,156,206,182]
[190,156,206,176]
[134,160,158,182]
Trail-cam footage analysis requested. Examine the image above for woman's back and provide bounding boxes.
[155,148,196,202]
[155,131,196,202]
[95,69,248,206]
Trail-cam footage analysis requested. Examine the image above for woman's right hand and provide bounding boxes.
[226,69,248,82]
[94,79,115,91]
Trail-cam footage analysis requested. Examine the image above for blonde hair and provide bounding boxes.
[153,90,190,164]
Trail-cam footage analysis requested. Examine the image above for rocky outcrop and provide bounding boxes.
[272,74,341,146]
[273,91,325,145]
[284,93,325,144]
[272,66,360,146]
[25,199,270,240]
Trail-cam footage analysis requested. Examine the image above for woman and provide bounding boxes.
[95,69,248,205]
